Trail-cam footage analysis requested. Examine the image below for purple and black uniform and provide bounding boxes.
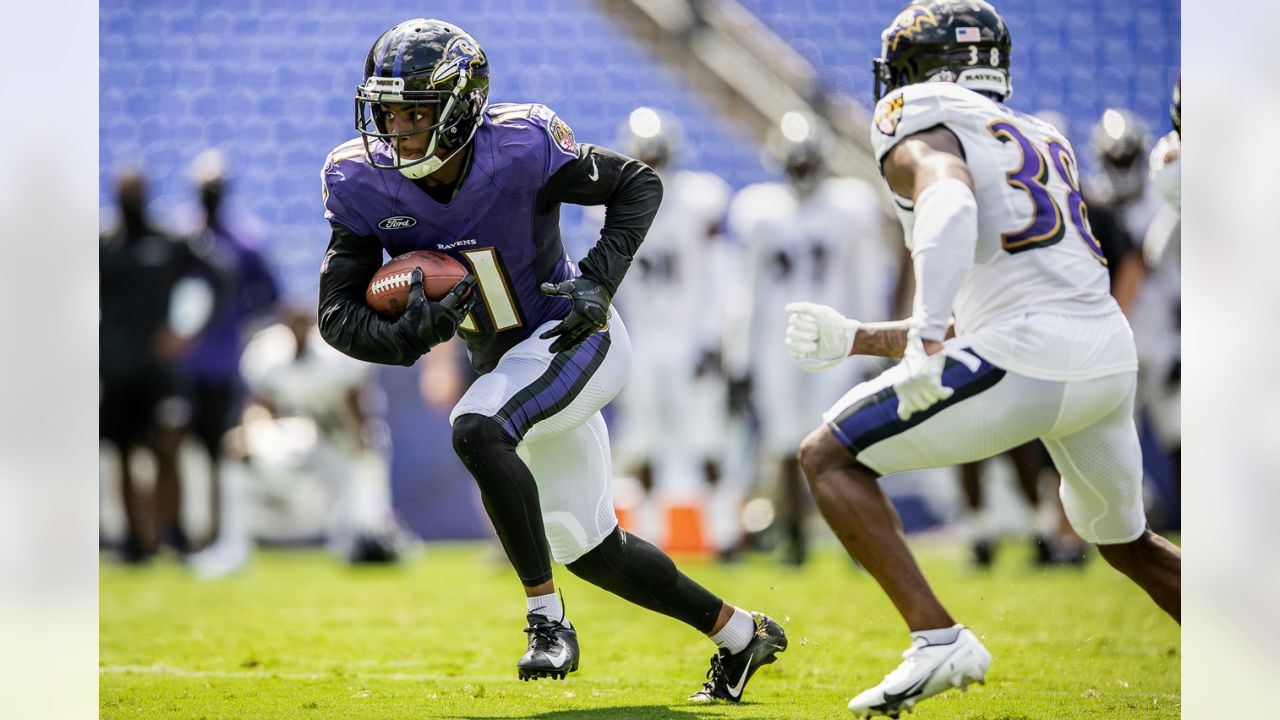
[318,103,661,373]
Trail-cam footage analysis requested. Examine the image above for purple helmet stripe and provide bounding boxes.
[391,26,412,79]
[373,28,398,75]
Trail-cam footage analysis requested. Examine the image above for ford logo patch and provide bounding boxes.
[378,215,418,231]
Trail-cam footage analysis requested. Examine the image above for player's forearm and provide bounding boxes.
[317,227,421,367]
[547,145,663,294]
[909,177,978,341]
[851,320,912,359]
[318,290,420,367]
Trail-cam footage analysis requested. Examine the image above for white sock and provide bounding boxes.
[911,624,963,646]
[710,607,755,654]
[527,591,567,625]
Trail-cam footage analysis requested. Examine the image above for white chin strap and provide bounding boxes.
[394,114,483,180]
[396,148,446,179]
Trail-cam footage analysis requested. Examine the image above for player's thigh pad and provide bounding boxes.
[1041,372,1146,545]
[821,350,1061,474]
[449,313,631,444]
[518,412,619,563]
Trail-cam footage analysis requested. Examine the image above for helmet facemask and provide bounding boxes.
[355,71,482,180]
[355,20,491,181]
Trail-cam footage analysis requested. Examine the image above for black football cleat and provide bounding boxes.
[517,613,579,681]
[688,613,787,702]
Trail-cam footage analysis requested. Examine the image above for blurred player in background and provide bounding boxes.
[1087,109,1163,334]
[316,19,785,701]
[956,441,1087,568]
[1142,76,1181,489]
[729,112,893,565]
[783,2,1181,715]
[100,171,222,562]
[181,150,281,550]
[187,309,402,578]
[1089,107,1180,519]
[608,107,742,558]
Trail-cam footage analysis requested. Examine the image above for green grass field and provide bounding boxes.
[100,540,1179,719]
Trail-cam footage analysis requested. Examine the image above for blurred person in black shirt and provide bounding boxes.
[100,171,223,562]
[182,151,280,549]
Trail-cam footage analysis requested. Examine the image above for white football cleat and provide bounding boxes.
[847,627,991,718]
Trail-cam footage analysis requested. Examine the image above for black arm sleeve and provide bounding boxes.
[317,222,420,366]
[539,143,663,295]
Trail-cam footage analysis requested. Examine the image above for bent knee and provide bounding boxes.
[798,426,851,481]
[451,413,515,461]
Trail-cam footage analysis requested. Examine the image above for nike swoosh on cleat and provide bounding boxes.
[546,646,570,668]
[727,657,752,698]
[878,675,928,707]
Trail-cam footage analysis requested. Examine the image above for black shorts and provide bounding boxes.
[100,373,189,447]
[188,379,243,455]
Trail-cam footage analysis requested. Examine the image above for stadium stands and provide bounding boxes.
[101,0,1179,302]
[99,0,771,303]
[738,0,1181,151]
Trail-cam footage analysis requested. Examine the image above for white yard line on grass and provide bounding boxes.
[99,665,512,682]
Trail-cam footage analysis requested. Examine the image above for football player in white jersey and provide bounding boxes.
[1091,106,1181,513]
[607,108,742,553]
[187,309,403,578]
[1143,77,1181,489]
[783,2,1181,716]
[730,113,894,564]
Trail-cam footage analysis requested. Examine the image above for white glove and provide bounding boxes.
[893,330,953,420]
[784,302,860,372]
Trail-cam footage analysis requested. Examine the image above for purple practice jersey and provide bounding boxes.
[323,103,581,371]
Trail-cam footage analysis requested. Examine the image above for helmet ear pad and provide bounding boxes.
[438,89,487,150]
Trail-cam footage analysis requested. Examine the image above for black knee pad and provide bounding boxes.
[450,413,552,586]
[452,413,516,467]
[566,526,722,633]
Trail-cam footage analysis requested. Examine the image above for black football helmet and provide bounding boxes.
[620,107,680,171]
[873,0,1012,103]
[764,111,830,195]
[356,19,490,179]
[1090,108,1152,202]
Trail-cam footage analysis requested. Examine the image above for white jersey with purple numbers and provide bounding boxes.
[871,82,1137,381]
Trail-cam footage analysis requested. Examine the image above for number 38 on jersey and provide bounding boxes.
[987,120,1106,264]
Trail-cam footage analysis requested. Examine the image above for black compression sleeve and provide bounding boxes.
[540,144,663,294]
[316,223,421,366]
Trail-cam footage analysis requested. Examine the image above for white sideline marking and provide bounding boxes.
[98,665,512,683]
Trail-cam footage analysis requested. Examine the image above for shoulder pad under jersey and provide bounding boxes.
[870,82,1000,163]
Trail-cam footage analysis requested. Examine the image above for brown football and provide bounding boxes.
[365,250,469,318]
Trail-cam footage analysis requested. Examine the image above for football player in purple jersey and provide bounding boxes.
[316,19,785,700]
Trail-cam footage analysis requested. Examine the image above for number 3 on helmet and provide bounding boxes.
[355,18,491,179]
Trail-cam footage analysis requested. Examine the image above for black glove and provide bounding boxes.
[538,276,612,354]
[394,267,477,359]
